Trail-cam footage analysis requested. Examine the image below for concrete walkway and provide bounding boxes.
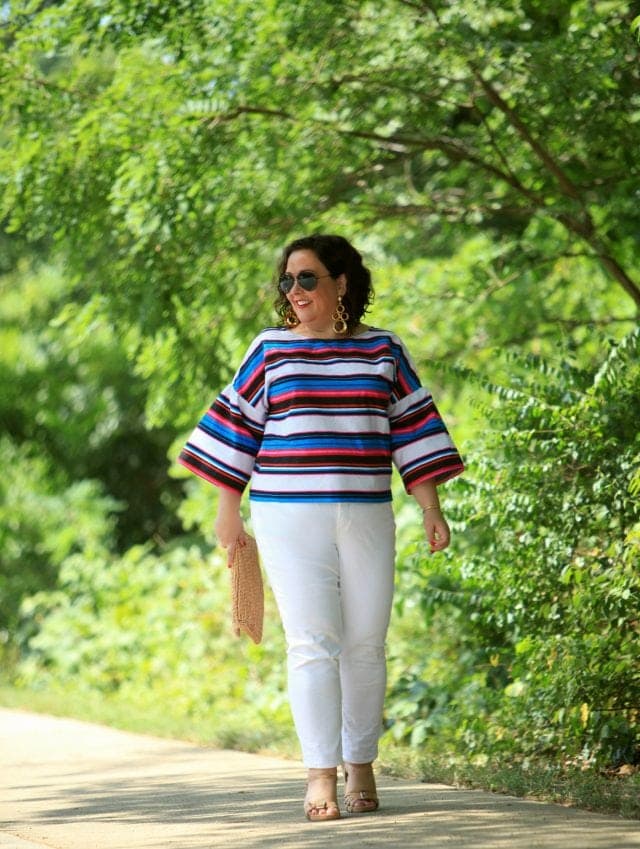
[0,708,638,849]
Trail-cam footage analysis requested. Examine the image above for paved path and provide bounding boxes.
[1,708,638,849]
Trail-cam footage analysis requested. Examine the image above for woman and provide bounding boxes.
[178,234,464,822]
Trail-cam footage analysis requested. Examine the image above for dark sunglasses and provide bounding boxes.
[278,271,332,295]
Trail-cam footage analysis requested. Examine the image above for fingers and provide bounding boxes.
[424,517,451,553]
[227,542,236,568]
[429,533,449,553]
[226,530,247,568]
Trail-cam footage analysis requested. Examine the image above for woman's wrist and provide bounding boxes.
[409,480,441,514]
[216,489,242,515]
[217,504,242,517]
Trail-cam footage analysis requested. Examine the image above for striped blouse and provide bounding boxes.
[178,327,464,502]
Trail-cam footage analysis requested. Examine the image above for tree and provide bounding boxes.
[1,0,638,429]
[2,0,640,773]
[0,259,186,640]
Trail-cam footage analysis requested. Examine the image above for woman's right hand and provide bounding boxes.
[214,490,247,566]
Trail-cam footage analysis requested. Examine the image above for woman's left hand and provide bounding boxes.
[423,509,450,553]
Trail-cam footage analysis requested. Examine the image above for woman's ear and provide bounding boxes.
[337,273,347,296]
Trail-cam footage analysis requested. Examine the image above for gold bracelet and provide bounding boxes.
[422,504,440,512]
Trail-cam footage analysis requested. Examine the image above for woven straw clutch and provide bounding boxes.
[229,534,264,644]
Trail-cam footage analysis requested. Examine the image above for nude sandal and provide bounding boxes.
[304,769,341,822]
[343,763,379,814]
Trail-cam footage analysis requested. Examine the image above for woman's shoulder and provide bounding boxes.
[361,326,405,345]
[245,326,295,348]
[236,327,288,365]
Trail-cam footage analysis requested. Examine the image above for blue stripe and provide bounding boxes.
[249,490,392,503]
[261,434,389,449]
[199,418,260,453]
[391,419,446,449]
[235,343,264,385]
[270,375,388,393]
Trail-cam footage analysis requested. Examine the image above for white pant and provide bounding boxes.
[250,501,396,768]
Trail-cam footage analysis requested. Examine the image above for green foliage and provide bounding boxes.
[388,329,640,767]
[1,0,640,795]
[1,0,638,427]
[16,541,291,751]
[0,258,187,645]
[0,437,118,638]
[0,262,183,548]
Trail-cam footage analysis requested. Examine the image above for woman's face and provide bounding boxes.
[284,249,346,335]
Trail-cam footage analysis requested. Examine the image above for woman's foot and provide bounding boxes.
[343,761,379,814]
[304,768,341,822]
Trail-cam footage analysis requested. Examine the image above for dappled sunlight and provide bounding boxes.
[2,710,639,849]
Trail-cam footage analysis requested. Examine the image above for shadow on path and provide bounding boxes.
[1,709,638,849]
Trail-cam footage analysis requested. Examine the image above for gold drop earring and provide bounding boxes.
[332,295,349,334]
[284,305,299,328]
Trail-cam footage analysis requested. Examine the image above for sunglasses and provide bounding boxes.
[278,271,333,295]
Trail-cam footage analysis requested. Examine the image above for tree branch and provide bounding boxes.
[203,101,640,310]
[202,102,549,204]
[472,70,584,202]
[585,243,640,309]
[468,70,640,308]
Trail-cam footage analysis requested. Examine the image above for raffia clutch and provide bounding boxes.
[229,534,264,644]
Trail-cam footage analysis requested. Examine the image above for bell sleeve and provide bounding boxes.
[177,338,267,493]
[388,336,464,491]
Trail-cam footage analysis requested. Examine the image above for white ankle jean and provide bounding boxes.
[250,501,396,768]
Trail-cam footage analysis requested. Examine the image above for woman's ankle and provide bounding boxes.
[344,762,376,787]
[344,761,374,772]
[307,766,338,780]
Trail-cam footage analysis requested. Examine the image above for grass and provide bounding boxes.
[377,743,640,820]
[0,681,298,757]
[2,680,638,820]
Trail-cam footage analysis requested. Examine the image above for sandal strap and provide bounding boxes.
[344,790,379,802]
[344,791,379,813]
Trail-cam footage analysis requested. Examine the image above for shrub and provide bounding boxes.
[389,329,640,768]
